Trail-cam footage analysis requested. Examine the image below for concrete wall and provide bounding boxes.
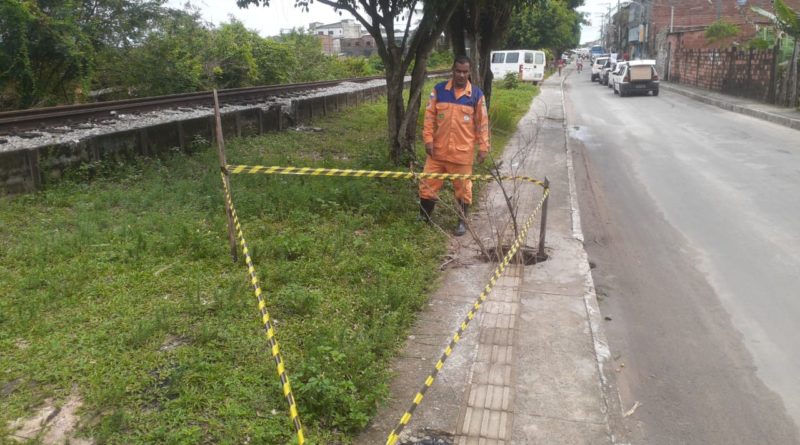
[1,84,387,195]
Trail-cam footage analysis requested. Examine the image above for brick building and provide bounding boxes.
[341,34,378,57]
[310,19,363,56]
[605,0,800,61]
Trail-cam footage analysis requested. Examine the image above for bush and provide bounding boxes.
[428,50,454,70]
[502,72,520,89]
[705,19,740,44]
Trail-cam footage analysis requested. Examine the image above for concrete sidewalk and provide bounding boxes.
[356,70,620,444]
[660,81,800,131]
[354,67,799,445]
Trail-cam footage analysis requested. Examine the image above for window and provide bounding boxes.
[535,53,544,64]
[491,53,506,63]
[328,30,334,35]
[506,52,519,63]
[525,52,533,64]
[366,40,372,47]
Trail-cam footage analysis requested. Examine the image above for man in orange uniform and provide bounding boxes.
[419,55,491,236]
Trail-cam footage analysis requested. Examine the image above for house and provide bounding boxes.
[310,19,362,39]
[341,34,378,57]
[604,0,800,60]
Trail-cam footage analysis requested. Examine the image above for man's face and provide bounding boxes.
[453,62,470,88]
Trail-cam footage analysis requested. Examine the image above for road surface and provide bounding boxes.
[564,69,800,444]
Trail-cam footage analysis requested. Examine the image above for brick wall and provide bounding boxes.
[649,0,800,50]
[669,47,777,102]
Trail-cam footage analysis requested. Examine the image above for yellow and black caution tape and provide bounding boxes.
[220,172,305,445]
[385,188,550,445]
[222,163,550,443]
[226,164,547,189]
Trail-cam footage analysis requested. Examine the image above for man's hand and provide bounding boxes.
[425,143,434,157]
[477,151,488,164]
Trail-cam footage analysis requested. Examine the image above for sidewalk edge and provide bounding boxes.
[660,83,800,131]
[561,72,629,445]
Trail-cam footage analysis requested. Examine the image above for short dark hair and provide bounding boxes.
[453,55,472,68]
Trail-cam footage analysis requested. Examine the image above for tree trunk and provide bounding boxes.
[449,11,468,57]
[399,51,431,166]
[386,66,408,165]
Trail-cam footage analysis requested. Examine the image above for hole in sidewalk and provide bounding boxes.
[401,432,454,444]
[482,245,547,265]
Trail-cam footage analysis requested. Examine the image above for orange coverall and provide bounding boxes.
[419,79,490,205]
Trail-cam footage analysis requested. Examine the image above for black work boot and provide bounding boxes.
[418,198,436,223]
[454,201,469,236]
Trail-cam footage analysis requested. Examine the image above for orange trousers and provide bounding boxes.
[418,157,473,204]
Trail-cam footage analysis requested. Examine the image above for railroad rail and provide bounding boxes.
[0,71,450,134]
[0,74,388,133]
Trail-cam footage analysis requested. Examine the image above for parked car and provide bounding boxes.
[490,49,547,85]
[600,59,615,85]
[591,57,609,82]
[613,60,659,97]
[608,61,628,89]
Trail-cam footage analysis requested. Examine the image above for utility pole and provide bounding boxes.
[616,0,621,53]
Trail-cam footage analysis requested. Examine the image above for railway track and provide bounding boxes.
[0,75,388,134]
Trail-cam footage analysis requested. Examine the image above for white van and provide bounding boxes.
[490,50,546,84]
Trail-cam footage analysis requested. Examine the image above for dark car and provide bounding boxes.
[613,60,659,97]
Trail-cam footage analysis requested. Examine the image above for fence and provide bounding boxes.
[669,47,779,103]
[668,44,800,107]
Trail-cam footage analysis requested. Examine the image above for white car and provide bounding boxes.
[591,57,609,82]
[613,60,660,97]
[608,61,628,90]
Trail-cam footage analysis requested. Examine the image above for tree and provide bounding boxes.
[0,1,92,108]
[0,0,166,109]
[774,0,799,107]
[209,20,261,88]
[447,0,518,109]
[236,0,462,165]
[504,0,583,61]
[124,7,212,96]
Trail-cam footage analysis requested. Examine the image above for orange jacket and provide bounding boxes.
[423,79,490,165]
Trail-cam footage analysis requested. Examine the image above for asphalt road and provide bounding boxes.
[563,69,800,444]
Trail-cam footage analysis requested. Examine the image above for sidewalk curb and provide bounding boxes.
[559,71,626,444]
[660,82,800,131]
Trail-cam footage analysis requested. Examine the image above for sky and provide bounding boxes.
[167,0,608,45]
[577,0,619,45]
[165,0,349,36]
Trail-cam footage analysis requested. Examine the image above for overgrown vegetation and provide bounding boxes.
[0,1,427,110]
[502,72,521,89]
[0,81,538,444]
[705,19,741,44]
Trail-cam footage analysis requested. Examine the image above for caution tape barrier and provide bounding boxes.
[225,164,547,189]
[220,173,305,445]
[385,188,549,445]
[221,164,550,444]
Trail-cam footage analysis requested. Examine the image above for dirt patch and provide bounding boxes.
[6,391,93,444]
[159,334,189,352]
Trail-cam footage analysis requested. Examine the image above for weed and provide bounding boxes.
[0,81,538,444]
[502,72,520,89]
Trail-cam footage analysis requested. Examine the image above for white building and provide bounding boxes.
[309,19,362,39]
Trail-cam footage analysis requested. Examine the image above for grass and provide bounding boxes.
[0,80,538,444]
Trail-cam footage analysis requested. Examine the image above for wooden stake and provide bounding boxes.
[213,90,238,263]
